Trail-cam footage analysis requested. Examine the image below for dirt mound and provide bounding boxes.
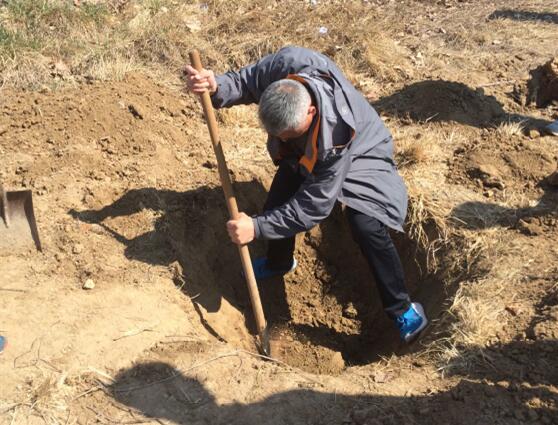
[375,80,506,127]
[447,130,557,233]
[526,57,558,107]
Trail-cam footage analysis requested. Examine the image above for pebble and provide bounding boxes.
[90,224,104,235]
[528,128,541,139]
[72,244,83,254]
[343,303,358,319]
[82,279,95,290]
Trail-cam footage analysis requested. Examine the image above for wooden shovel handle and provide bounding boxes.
[188,50,269,348]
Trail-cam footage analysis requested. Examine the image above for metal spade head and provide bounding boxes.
[0,185,42,252]
[257,326,272,358]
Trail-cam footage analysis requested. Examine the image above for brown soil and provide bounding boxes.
[526,56,558,107]
[1,1,558,424]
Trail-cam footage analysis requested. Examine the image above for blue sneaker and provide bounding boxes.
[251,257,297,280]
[0,335,6,354]
[396,302,428,342]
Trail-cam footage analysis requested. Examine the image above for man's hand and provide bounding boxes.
[184,65,217,94]
[226,212,255,245]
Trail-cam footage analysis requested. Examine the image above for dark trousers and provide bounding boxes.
[264,162,410,319]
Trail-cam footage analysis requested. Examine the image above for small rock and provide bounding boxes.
[496,380,509,390]
[128,104,144,120]
[529,397,543,408]
[343,302,358,319]
[82,279,95,290]
[73,244,84,254]
[185,20,201,32]
[527,128,541,139]
[473,163,505,189]
[372,370,393,383]
[90,224,104,235]
[505,305,519,316]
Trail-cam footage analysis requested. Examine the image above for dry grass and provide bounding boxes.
[0,0,410,90]
[85,53,144,81]
[430,229,527,374]
[392,123,461,272]
[1,371,73,425]
[495,120,526,138]
[388,120,531,370]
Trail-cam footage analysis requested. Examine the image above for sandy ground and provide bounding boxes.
[1,0,557,424]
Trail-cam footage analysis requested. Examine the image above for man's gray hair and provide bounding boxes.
[258,79,311,136]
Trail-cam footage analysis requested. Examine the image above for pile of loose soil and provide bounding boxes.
[375,80,506,127]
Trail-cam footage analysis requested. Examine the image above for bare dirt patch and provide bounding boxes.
[2,1,558,424]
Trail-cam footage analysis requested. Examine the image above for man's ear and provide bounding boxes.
[308,105,317,117]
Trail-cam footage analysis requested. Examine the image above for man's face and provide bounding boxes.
[276,105,317,142]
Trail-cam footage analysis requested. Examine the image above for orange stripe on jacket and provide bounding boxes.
[299,115,320,173]
[286,74,320,174]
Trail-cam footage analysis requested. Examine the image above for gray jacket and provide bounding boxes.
[211,46,408,239]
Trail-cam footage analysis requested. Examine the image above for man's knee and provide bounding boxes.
[346,208,393,250]
[264,162,304,211]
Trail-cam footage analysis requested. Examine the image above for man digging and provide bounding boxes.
[186,46,427,342]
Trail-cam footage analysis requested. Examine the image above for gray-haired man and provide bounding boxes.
[185,46,427,342]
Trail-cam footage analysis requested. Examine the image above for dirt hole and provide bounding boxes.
[166,184,452,375]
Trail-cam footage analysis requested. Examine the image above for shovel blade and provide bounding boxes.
[257,326,272,358]
[0,189,42,252]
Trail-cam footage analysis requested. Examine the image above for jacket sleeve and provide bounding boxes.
[253,149,351,239]
[211,55,286,108]
[210,46,330,109]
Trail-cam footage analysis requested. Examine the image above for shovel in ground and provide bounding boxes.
[189,50,271,357]
[0,184,42,252]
